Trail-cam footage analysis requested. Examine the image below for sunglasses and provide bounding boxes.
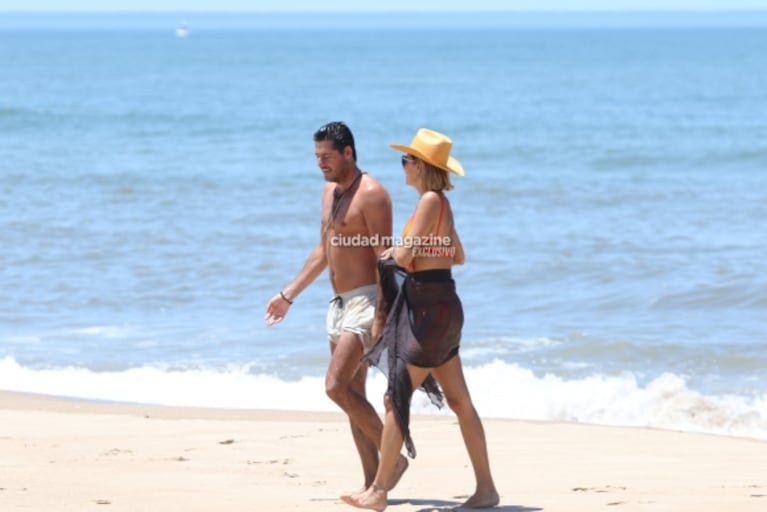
[400,155,417,167]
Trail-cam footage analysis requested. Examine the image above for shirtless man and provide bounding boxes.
[265,121,406,493]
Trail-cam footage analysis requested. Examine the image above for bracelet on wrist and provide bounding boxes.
[280,291,294,305]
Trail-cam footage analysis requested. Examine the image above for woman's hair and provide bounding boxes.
[416,160,454,192]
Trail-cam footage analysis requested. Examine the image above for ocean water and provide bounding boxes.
[1,14,766,440]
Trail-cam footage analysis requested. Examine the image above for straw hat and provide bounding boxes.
[390,128,465,176]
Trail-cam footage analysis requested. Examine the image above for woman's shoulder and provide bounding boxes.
[416,190,449,216]
[417,190,445,208]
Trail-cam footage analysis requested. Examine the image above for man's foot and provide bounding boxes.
[385,455,409,490]
[461,488,500,509]
[340,484,387,512]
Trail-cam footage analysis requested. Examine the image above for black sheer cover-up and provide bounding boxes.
[364,257,464,458]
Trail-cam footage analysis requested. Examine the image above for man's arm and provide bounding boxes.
[264,241,328,326]
[361,183,393,344]
[265,186,332,326]
[283,241,329,302]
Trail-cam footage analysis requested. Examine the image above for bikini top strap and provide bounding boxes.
[435,191,446,235]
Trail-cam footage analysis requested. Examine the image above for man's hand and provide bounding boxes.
[265,293,292,326]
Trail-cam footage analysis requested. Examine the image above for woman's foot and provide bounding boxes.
[461,487,500,508]
[340,484,388,512]
[341,454,408,501]
[339,485,367,503]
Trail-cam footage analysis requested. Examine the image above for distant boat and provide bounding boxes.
[176,22,189,38]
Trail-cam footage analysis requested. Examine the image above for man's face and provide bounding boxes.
[315,140,349,183]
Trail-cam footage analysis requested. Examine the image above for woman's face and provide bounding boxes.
[401,154,420,187]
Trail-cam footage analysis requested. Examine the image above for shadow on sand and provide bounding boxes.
[391,498,542,512]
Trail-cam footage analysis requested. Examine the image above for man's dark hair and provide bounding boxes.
[314,121,357,162]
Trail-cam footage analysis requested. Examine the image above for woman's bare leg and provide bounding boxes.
[432,355,499,508]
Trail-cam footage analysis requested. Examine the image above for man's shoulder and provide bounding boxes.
[359,172,391,201]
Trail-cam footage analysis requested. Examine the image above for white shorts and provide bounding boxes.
[326,284,377,351]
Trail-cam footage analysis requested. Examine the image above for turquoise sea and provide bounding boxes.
[1,12,766,439]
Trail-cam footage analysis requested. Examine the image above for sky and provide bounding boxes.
[2,0,767,11]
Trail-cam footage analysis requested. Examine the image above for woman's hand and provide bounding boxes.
[380,247,395,260]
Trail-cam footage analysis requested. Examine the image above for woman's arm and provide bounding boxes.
[391,192,441,268]
[451,225,465,265]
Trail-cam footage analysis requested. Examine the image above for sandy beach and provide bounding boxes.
[2,390,766,511]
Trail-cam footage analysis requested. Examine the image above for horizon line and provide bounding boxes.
[3,8,767,13]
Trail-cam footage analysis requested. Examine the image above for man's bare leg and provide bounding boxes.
[348,364,378,488]
[342,365,430,511]
[327,334,383,490]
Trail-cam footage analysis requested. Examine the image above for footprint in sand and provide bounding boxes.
[101,448,132,456]
[572,485,627,493]
[247,458,291,465]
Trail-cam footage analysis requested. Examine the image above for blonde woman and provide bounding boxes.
[343,129,499,511]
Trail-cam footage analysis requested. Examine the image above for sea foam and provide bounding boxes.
[1,356,764,441]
